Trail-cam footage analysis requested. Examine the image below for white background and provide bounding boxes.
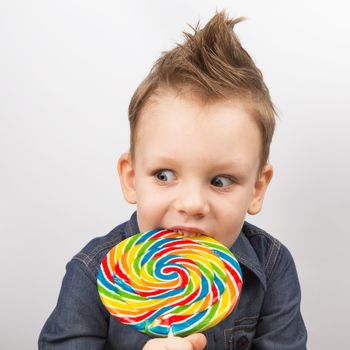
[1,1,349,349]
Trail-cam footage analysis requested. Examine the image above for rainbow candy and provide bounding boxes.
[97,229,242,337]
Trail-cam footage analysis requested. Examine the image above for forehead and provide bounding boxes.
[134,89,261,171]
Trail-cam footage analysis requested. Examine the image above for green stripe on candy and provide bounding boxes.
[196,261,214,284]
[98,281,146,302]
[210,261,226,283]
[180,298,220,337]
[97,283,124,302]
[124,234,141,252]
[133,241,154,275]
[145,258,156,277]
[200,240,231,255]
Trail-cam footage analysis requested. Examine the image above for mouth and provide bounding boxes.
[168,226,207,238]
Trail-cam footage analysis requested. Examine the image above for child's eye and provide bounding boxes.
[154,169,176,182]
[211,176,234,188]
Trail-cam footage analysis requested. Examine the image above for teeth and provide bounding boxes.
[179,230,200,237]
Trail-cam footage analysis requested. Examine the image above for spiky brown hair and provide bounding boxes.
[128,10,276,171]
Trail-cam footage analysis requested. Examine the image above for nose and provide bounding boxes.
[173,182,210,217]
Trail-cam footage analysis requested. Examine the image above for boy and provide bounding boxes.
[39,11,307,350]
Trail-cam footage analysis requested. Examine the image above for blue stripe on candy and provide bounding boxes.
[213,249,242,276]
[194,272,209,301]
[147,286,184,299]
[172,309,207,334]
[133,321,147,331]
[131,306,174,333]
[148,324,168,337]
[213,272,225,294]
[140,238,175,265]
[97,268,117,292]
[154,256,182,278]
[134,229,164,245]
[113,274,136,294]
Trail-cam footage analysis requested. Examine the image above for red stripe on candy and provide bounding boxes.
[115,310,155,323]
[115,261,130,284]
[160,314,191,325]
[151,229,173,239]
[102,256,114,283]
[173,285,200,306]
[211,281,219,304]
[224,261,243,290]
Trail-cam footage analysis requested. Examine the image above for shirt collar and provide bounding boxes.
[125,211,140,238]
[126,212,266,290]
[231,227,267,290]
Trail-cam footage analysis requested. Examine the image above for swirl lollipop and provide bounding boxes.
[97,229,242,337]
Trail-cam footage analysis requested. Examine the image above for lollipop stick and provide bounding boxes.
[168,325,174,337]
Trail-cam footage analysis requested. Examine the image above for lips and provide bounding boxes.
[168,226,208,237]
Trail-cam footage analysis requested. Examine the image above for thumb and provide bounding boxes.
[185,333,207,350]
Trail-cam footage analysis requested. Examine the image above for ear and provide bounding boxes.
[247,164,273,215]
[117,153,137,204]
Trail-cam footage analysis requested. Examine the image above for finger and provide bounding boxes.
[142,337,190,350]
[186,333,207,350]
[143,338,166,350]
[143,335,206,350]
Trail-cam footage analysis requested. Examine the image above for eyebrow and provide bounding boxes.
[198,152,253,172]
[142,154,253,173]
[212,163,253,178]
[141,155,178,167]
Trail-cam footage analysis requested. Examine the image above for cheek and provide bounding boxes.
[213,190,250,214]
[138,185,169,206]
[215,206,246,246]
[136,188,169,222]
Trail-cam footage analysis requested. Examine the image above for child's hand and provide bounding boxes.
[143,333,207,350]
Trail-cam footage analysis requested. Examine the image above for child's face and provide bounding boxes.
[118,89,272,248]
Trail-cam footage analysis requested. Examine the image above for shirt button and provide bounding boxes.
[236,335,249,350]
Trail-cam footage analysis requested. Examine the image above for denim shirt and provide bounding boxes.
[39,212,307,349]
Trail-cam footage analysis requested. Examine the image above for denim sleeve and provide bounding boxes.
[253,245,307,349]
[38,258,109,350]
